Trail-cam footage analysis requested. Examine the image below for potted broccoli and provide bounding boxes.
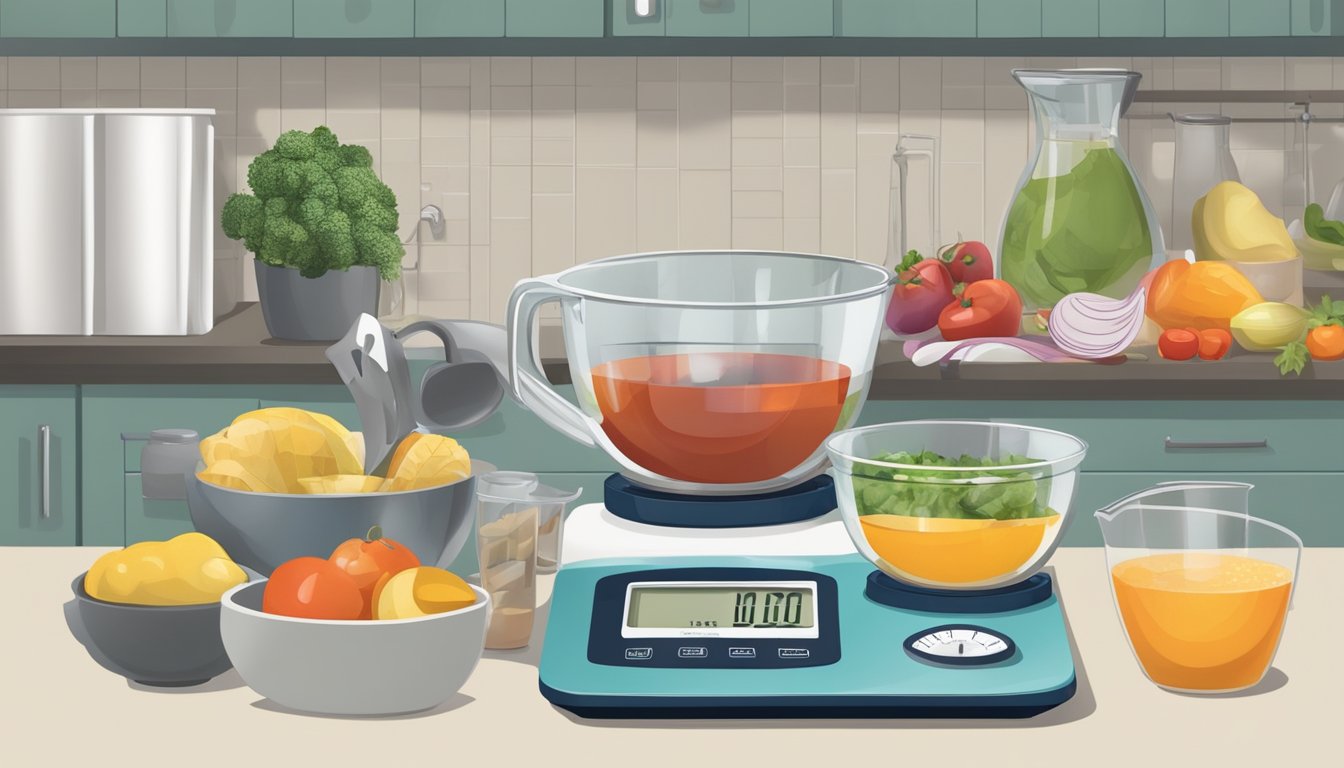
[220,126,403,341]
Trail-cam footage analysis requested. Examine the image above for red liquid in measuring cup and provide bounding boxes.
[590,352,852,484]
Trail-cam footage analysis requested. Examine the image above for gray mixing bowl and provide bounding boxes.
[186,472,478,576]
[221,580,489,716]
[69,573,236,687]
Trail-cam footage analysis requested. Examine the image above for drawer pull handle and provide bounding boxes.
[1164,437,1269,450]
[39,425,51,519]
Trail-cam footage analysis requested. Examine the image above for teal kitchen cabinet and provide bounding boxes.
[0,0,116,36]
[82,387,259,546]
[1042,0,1098,36]
[665,0,749,36]
[416,0,505,37]
[1292,0,1331,34]
[119,0,166,36]
[1167,0,1230,36]
[0,387,77,545]
[508,0,604,37]
[837,0,976,37]
[167,0,295,37]
[750,0,834,36]
[1230,0,1291,36]
[979,0,1042,39]
[1099,0,1165,36]
[612,0,665,35]
[294,0,414,37]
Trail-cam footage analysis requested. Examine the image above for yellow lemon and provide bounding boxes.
[297,474,385,494]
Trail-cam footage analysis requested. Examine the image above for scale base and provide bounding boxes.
[539,554,1078,721]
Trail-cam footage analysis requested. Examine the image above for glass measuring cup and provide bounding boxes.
[1095,482,1302,694]
[1000,69,1165,311]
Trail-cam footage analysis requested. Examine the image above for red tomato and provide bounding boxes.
[1307,325,1344,361]
[329,526,421,620]
[885,251,956,335]
[939,241,994,285]
[263,557,363,620]
[1158,328,1199,361]
[937,279,1023,341]
[1197,328,1232,360]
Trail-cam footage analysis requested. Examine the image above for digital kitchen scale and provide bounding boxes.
[537,476,1078,719]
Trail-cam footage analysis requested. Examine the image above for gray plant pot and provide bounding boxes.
[255,262,381,341]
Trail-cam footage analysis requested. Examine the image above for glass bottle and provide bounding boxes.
[1000,69,1164,312]
[1171,114,1240,255]
[886,134,939,269]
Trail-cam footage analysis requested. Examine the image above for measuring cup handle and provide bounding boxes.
[507,278,597,448]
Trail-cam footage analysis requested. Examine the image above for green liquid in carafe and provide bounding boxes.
[1001,143,1155,310]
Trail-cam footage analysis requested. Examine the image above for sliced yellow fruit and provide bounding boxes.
[197,458,286,494]
[297,474,386,494]
[85,533,246,606]
[1194,180,1297,263]
[385,433,472,491]
[373,566,476,619]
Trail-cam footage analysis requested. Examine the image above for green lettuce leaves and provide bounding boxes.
[851,450,1053,520]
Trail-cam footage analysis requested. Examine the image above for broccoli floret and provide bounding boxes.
[222,126,403,280]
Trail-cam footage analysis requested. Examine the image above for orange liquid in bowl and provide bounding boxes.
[1111,553,1292,692]
[859,514,1061,585]
[590,352,851,484]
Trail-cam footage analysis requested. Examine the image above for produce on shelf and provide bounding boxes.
[1047,286,1146,360]
[937,279,1022,341]
[1198,328,1232,360]
[1145,259,1263,332]
[1307,325,1344,361]
[885,250,955,335]
[195,407,471,494]
[938,240,993,285]
[1276,295,1344,375]
[1229,302,1310,351]
[84,532,248,606]
[1191,181,1296,263]
[1157,329,1200,361]
[1302,203,1344,246]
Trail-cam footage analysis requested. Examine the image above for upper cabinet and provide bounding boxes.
[837,0,977,37]
[417,0,505,37]
[1,0,115,37]
[508,0,603,37]
[294,0,414,37]
[119,0,166,37]
[167,0,294,37]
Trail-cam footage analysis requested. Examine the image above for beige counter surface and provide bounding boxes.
[4,547,1338,767]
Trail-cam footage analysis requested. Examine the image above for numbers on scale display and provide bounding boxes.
[731,590,806,628]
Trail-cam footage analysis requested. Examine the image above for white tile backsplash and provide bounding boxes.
[4,56,1330,322]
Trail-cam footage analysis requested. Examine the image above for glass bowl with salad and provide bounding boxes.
[825,421,1088,591]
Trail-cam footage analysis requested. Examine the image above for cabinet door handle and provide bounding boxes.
[634,0,656,17]
[39,425,51,519]
[1164,437,1269,450]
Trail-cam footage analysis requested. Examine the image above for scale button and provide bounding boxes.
[625,647,653,660]
[778,648,811,659]
[728,647,756,659]
[677,646,708,658]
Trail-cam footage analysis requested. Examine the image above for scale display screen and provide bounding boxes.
[622,581,819,639]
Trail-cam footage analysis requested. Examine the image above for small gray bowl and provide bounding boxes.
[221,579,489,716]
[69,573,236,687]
[186,469,479,576]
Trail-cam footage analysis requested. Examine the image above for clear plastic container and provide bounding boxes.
[1095,482,1302,694]
[1172,114,1240,255]
[825,420,1087,590]
[1000,69,1165,311]
[508,251,893,496]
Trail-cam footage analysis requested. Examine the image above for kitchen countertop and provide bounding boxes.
[3,547,1335,766]
[4,299,1344,397]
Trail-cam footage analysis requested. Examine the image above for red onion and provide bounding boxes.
[1048,286,1147,359]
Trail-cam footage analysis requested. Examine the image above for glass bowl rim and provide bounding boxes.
[825,419,1089,475]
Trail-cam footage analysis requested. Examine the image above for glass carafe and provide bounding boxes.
[1171,114,1240,255]
[1000,69,1164,312]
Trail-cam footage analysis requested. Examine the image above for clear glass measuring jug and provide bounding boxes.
[1000,69,1165,312]
[1095,482,1302,694]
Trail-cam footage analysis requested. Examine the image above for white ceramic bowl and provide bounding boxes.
[220,580,490,716]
